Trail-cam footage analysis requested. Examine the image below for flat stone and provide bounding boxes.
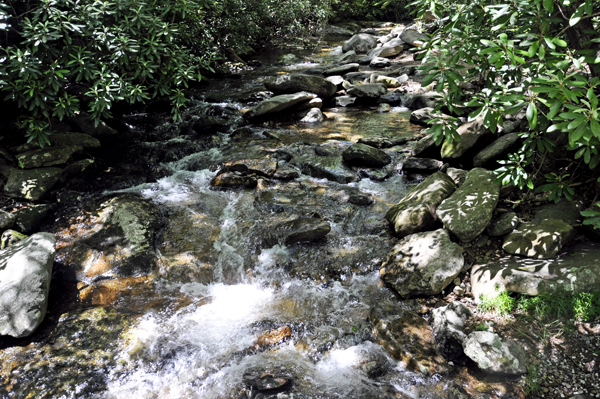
[264,74,337,98]
[16,145,82,169]
[300,108,325,124]
[245,92,317,119]
[401,157,443,172]
[410,107,452,127]
[0,233,56,337]
[357,136,408,148]
[337,50,357,64]
[265,217,331,247]
[335,96,357,107]
[291,152,358,184]
[49,132,101,149]
[399,29,430,47]
[473,133,519,167]
[370,57,392,68]
[4,167,64,201]
[324,63,360,76]
[347,83,387,99]
[368,44,403,58]
[441,116,494,160]
[223,157,278,177]
[502,218,575,258]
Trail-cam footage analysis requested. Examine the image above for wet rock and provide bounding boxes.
[64,158,95,178]
[357,55,374,65]
[378,91,403,105]
[266,217,331,247]
[324,63,360,76]
[373,310,447,375]
[487,212,519,237]
[441,116,494,160]
[245,92,317,119]
[291,152,358,183]
[473,133,519,167]
[368,44,403,58]
[373,75,401,88]
[13,204,55,234]
[254,326,292,349]
[4,167,64,201]
[278,53,299,65]
[211,172,258,188]
[337,50,357,64]
[15,145,83,169]
[264,74,337,98]
[77,275,152,305]
[502,218,575,258]
[437,168,500,242]
[386,172,456,238]
[357,136,408,148]
[399,29,430,47]
[401,157,443,172]
[370,57,392,68]
[244,372,293,394]
[342,33,378,53]
[342,143,391,167]
[534,199,585,226]
[296,97,323,111]
[55,194,163,283]
[380,229,464,297]
[404,92,442,109]
[0,209,15,230]
[0,229,28,249]
[463,331,527,375]
[273,164,300,181]
[192,115,231,135]
[347,83,387,99]
[410,107,452,126]
[325,75,345,90]
[376,103,391,113]
[471,241,600,301]
[331,186,374,206]
[430,302,472,361]
[224,157,278,177]
[300,108,325,124]
[0,233,56,337]
[412,133,437,157]
[335,96,357,107]
[323,24,354,38]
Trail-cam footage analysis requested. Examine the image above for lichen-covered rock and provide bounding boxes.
[463,331,527,375]
[437,168,500,242]
[430,302,472,361]
[533,199,585,226]
[0,233,56,337]
[440,116,494,160]
[337,50,357,64]
[342,33,378,53]
[487,212,519,237]
[380,229,464,297]
[342,143,391,167]
[471,241,600,301]
[473,133,519,167]
[0,229,27,249]
[386,172,456,238]
[373,310,448,375]
[264,74,337,98]
[55,194,163,284]
[291,152,358,184]
[502,218,575,258]
[245,92,317,119]
[4,167,64,201]
[16,145,82,168]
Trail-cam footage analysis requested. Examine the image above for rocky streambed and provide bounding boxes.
[1,21,600,399]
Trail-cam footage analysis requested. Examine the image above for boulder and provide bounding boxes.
[367,44,403,58]
[337,50,357,64]
[386,172,456,237]
[412,133,437,157]
[357,136,408,149]
[377,103,392,113]
[473,133,519,167]
[296,97,323,111]
[370,57,392,68]
[325,75,345,89]
[487,212,519,237]
[380,229,464,297]
[430,302,473,361]
[300,108,325,124]
[342,33,378,53]
[0,233,56,337]
[0,229,28,250]
[277,53,299,65]
[410,107,452,126]
[502,218,575,258]
[357,56,374,65]
[13,204,55,234]
[222,156,278,177]
[0,210,15,231]
[211,172,258,188]
[347,83,387,99]
[373,310,448,375]
[342,143,391,167]
[441,116,494,160]
[399,29,430,47]
[264,74,337,98]
[404,92,441,109]
[4,167,64,201]
[463,331,527,375]
[335,96,357,107]
[245,92,317,119]
[401,157,443,172]
[446,167,468,186]
[49,132,101,149]
[373,75,400,87]
[55,195,163,283]
[471,241,600,301]
[534,199,585,226]
[264,217,331,247]
[291,152,358,184]
[437,168,500,242]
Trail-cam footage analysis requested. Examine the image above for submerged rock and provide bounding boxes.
[342,143,391,167]
[0,233,56,337]
[380,229,464,297]
[264,217,331,247]
[463,331,527,375]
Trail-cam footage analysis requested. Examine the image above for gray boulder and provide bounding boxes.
[380,229,464,297]
[441,116,494,160]
[437,168,500,242]
[4,167,64,201]
[291,152,358,184]
[411,133,436,157]
[430,302,473,361]
[325,75,345,90]
[337,50,357,64]
[487,212,519,237]
[49,132,101,149]
[410,107,452,126]
[386,172,456,237]
[13,204,55,234]
[473,133,519,167]
[463,331,527,375]
[335,96,357,107]
[368,44,403,58]
[245,92,317,119]
[0,233,56,337]
[300,108,325,124]
[16,145,82,169]
[265,218,331,247]
[0,210,15,231]
[324,63,360,76]
[502,218,575,258]
[342,33,378,53]
[342,143,391,167]
[471,241,600,301]
[446,168,468,187]
[264,74,337,98]
[370,57,392,68]
[399,29,430,47]
[401,157,443,172]
[347,83,387,99]
[534,199,585,226]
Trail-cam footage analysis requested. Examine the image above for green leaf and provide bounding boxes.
[421,72,437,87]
[528,41,539,57]
[526,101,537,129]
[591,119,600,138]
[569,5,584,26]
[543,0,554,12]
[553,38,568,47]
